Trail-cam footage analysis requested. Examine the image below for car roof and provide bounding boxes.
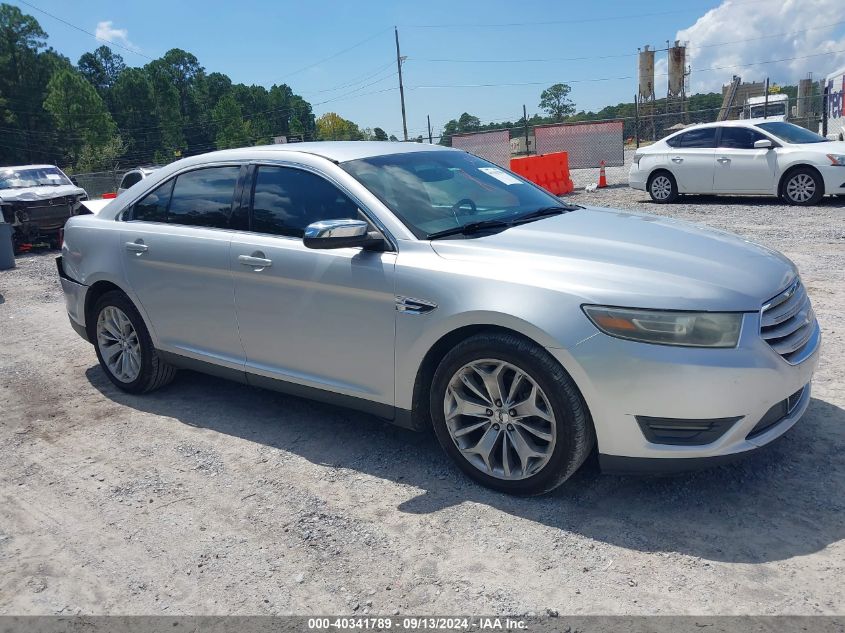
[190,141,457,164]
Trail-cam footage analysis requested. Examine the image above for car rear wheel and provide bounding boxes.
[782,168,824,205]
[430,332,594,495]
[93,291,176,394]
[647,171,678,203]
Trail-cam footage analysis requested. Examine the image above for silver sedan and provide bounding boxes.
[58,142,820,494]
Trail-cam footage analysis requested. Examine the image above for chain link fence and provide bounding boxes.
[70,169,131,199]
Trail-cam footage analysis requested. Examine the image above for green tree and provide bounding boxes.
[212,93,251,149]
[316,112,365,140]
[78,45,125,100]
[43,68,118,166]
[373,127,388,141]
[539,83,575,122]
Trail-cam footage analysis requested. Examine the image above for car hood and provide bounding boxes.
[429,207,796,311]
[0,184,86,203]
[786,140,845,152]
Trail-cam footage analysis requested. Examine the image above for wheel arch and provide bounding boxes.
[405,323,592,433]
[84,279,155,344]
[778,163,825,197]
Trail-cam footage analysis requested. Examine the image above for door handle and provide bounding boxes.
[238,254,272,268]
[671,156,683,163]
[717,157,731,164]
[125,241,148,254]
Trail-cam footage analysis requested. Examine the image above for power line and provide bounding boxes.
[403,0,769,28]
[272,28,391,84]
[409,48,844,90]
[415,20,845,64]
[16,0,154,60]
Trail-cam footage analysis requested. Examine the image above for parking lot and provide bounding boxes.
[1,186,843,616]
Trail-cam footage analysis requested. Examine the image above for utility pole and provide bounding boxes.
[764,77,770,120]
[523,105,530,156]
[427,115,433,143]
[395,26,408,141]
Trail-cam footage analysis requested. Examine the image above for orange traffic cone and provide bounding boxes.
[597,160,607,188]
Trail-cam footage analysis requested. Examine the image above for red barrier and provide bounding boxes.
[509,151,574,196]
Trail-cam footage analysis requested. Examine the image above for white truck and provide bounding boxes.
[821,65,845,141]
[741,93,789,121]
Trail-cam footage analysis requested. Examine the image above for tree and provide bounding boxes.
[316,112,365,141]
[539,83,575,122]
[78,45,125,99]
[43,68,118,166]
[373,127,388,141]
[212,93,251,149]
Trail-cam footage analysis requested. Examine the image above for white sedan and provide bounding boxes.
[629,120,845,205]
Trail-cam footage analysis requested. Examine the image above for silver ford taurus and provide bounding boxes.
[57,142,820,494]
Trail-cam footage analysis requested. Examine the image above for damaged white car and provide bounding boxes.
[0,164,88,250]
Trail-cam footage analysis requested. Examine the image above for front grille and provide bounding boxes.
[760,279,816,363]
[14,199,73,230]
[746,385,806,439]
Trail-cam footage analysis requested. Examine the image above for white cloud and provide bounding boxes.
[654,0,845,94]
[95,20,136,50]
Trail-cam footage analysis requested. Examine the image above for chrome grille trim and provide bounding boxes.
[760,279,818,364]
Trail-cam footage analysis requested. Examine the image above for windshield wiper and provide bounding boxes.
[511,205,579,225]
[427,219,512,240]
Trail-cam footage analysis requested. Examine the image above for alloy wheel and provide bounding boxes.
[786,173,816,203]
[96,306,142,383]
[443,359,557,480]
[650,175,672,200]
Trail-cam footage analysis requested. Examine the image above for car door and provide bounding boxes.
[713,126,778,193]
[121,165,246,369]
[230,164,397,407]
[665,127,717,193]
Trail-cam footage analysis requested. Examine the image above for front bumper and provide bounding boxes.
[818,165,845,195]
[56,256,89,342]
[549,311,820,469]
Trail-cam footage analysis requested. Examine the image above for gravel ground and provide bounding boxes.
[1,186,844,616]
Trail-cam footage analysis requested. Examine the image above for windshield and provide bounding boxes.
[755,122,828,144]
[341,150,571,238]
[748,103,786,118]
[0,166,72,189]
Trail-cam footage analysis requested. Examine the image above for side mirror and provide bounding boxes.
[303,219,385,250]
[754,139,773,149]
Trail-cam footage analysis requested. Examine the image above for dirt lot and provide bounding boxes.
[1,187,843,616]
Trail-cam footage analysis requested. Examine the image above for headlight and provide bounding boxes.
[582,305,742,348]
[827,154,845,166]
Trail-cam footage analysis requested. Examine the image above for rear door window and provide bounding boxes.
[132,180,173,223]
[675,128,717,148]
[167,166,240,229]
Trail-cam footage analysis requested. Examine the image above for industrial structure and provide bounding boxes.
[637,45,656,140]
[665,40,689,124]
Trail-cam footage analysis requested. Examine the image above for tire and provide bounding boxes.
[647,171,679,203]
[92,290,176,394]
[781,167,824,206]
[429,332,595,495]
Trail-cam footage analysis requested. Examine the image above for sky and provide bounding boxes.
[11,0,845,139]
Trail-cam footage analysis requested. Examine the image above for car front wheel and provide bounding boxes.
[782,168,824,205]
[430,333,595,495]
[93,290,177,393]
[647,171,678,203]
